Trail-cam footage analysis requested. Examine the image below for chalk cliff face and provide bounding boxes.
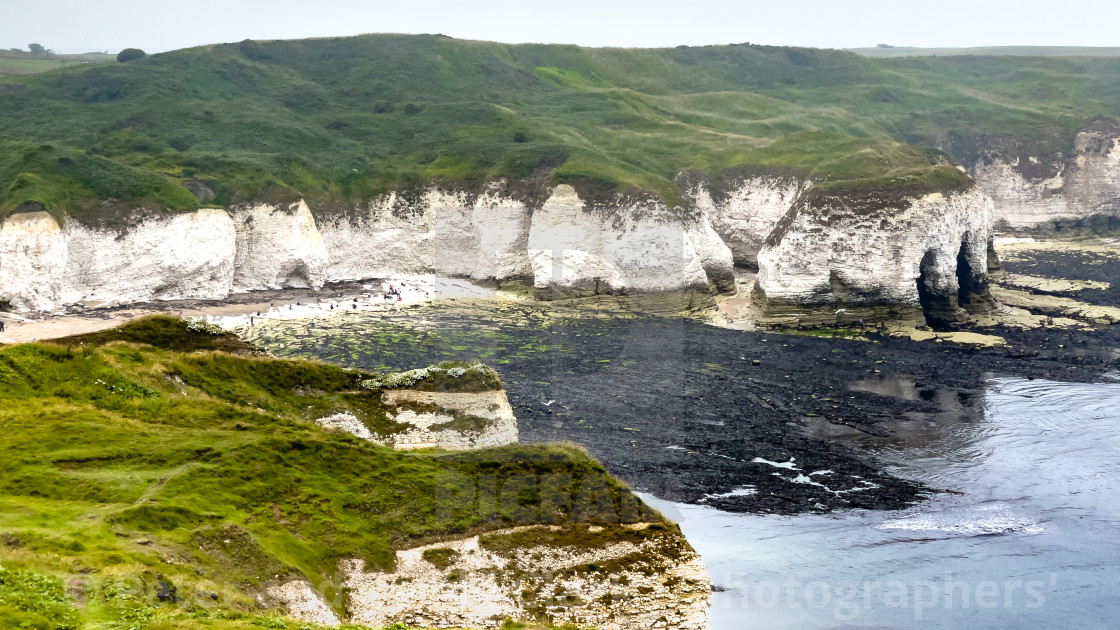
[756,186,994,327]
[0,208,238,310]
[685,175,806,267]
[0,211,67,312]
[318,183,531,284]
[0,183,732,313]
[528,184,735,302]
[972,119,1120,231]
[60,208,237,306]
[231,200,329,292]
[316,389,519,451]
[269,523,710,630]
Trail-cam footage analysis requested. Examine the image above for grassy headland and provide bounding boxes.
[0,316,659,628]
[1,34,1119,223]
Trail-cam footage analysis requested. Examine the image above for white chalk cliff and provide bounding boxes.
[685,174,806,267]
[971,119,1120,230]
[755,185,995,327]
[527,184,734,299]
[0,183,734,313]
[0,208,237,312]
[231,200,329,292]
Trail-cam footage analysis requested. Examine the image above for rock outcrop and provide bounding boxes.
[972,118,1120,231]
[315,389,519,451]
[61,208,237,307]
[271,523,710,630]
[755,184,995,328]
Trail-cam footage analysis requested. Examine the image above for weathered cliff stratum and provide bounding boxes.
[0,182,734,313]
[755,185,995,327]
[528,184,734,303]
[318,182,532,283]
[315,388,519,450]
[231,200,329,291]
[0,211,67,312]
[0,208,238,312]
[684,174,806,267]
[269,523,710,630]
[972,118,1120,231]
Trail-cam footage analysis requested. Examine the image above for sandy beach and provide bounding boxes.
[0,276,495,345]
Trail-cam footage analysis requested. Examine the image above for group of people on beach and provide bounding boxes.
[240,282,414,328]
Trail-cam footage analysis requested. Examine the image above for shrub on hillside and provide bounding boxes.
[116,48,147,62]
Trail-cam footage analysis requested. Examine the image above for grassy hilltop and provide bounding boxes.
[0,316,660,628]
[1,34,1119,222]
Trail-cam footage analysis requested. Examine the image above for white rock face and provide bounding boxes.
[0,211,68,312]
[756,186,993,325]
[0,182,733,313]
[332,524,710,630]
[686,175,806,266]
[60,209,237,307]
[230,200,329,291]
[972,122,1120,230]
[527,184,734,298]
[316,389,520,451]
[317,184,531,284]
[381,389,519,450]
[264,580,340,627]
[314,411,375,442]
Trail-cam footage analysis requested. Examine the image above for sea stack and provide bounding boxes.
[754,170,997,328]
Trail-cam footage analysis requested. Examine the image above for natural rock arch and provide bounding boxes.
[755,185,996,328]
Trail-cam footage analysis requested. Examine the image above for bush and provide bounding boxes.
[404,103,420,115]
[116,48,147,63]
[360,361,501,392]
[185,317,227,336]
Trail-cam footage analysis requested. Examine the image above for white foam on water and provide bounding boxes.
[876,503,1045,537]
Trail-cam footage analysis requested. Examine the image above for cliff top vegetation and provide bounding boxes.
[0,316,659,627]
[1,34,1118,222]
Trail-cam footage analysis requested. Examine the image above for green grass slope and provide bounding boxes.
[0,316,660,629]
[1,34,1118,222]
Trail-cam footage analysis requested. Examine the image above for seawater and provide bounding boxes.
[642,377,1120,629]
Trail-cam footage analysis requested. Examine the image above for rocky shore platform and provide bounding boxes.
[230,236,1116,515]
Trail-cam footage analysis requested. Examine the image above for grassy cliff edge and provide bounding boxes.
[0,316,676,629]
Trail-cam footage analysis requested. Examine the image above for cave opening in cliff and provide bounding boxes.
[956,242,975,306]
[917,250,950,330]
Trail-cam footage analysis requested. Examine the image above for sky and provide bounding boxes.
[2,0,1118,54]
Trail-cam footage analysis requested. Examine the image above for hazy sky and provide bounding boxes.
[3,0,1118,54]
